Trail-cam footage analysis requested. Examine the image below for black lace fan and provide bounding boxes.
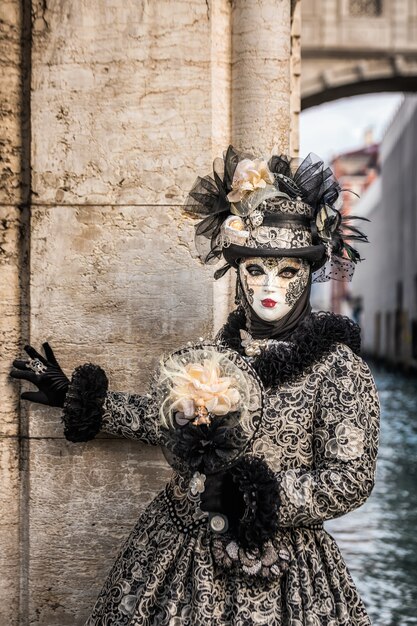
[153,343,265,476]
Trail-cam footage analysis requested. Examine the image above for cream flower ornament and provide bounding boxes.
[218,215,250,248]
[156,343,265,474]
[169,357,241,423]
[227,159,275,203]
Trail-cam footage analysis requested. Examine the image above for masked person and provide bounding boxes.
[10,147,380,626]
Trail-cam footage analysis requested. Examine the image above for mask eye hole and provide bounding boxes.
[279,267,298,279]
[245,264,265,277]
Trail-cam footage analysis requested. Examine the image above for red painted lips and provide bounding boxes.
[261,298,277,308]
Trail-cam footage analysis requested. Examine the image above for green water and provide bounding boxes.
[326,364,417,626]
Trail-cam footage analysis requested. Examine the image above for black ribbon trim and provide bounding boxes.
[261,213,311,228]
[310,217,320,245]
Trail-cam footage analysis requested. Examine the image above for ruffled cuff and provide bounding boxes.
[62,363,109,442]
[229,455,281,549]
[211,455,289,580]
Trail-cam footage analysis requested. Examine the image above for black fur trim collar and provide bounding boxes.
[216,307,361,389]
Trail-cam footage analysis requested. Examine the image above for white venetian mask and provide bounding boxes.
[238,256,311,322]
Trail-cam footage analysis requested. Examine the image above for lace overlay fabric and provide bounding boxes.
[265,196,311,216]
[250,225,311,248]
[101,392,160,446]
[313,255,355,283]
[216,224,311,251]
[86,342,379,626]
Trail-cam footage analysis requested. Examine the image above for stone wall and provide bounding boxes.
[0,1,30,625]
[1,1,297,623]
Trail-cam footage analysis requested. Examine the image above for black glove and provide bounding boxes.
[200,470,246,533]
[200,456,280,549]
[10,343,70,408]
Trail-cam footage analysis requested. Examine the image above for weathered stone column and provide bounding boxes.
[0,1,30,624]
[290,0,302,156]
[1,1,296,624]
[231,0,292,155]
[27,1,233,623]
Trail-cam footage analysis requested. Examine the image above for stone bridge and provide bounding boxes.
[301,0,417,108]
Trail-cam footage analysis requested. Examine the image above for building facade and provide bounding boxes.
[310,140,379,315]
[352,95,417,368]
[331,142,379,315]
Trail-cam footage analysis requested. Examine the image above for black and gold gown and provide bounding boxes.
[63,310,380,626]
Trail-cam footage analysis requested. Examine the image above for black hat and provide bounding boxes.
[184,145,368,282]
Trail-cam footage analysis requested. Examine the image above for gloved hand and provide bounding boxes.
[10,343,70,408]
[200,470,246,532]
[200,456,280,550]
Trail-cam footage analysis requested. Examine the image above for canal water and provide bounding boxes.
[326,363,417,626]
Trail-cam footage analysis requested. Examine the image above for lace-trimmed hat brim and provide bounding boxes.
[222,242,326,268]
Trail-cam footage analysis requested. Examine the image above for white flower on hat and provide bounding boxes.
[227,158,275,203]
[219,215,250,246]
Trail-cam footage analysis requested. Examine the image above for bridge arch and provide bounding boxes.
[301,56,417,109]
[301,0,417,109]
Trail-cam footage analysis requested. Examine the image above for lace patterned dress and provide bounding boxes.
[65,313,380,626]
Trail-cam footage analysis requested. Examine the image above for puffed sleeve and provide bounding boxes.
[61,363,160,445]
[275,344,380,527]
